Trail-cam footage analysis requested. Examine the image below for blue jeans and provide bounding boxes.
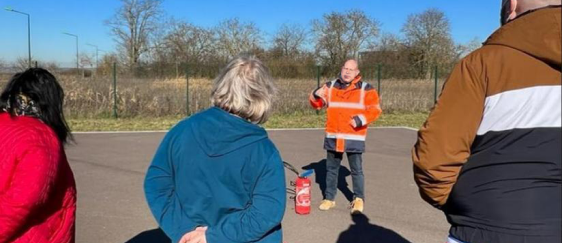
[325,151,364,200]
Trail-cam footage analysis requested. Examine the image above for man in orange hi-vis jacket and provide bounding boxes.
[309,59,381,214]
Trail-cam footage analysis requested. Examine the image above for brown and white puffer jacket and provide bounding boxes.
[413,6,561,243]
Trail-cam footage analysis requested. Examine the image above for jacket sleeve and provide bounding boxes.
[355,89,382,127]
[205,150,286,243]
[0,134,60,242]
[309,84,329,110]
[412,57,486,208]
[144,132,199,242]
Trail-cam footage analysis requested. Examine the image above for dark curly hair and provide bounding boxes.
[0,68,72,144]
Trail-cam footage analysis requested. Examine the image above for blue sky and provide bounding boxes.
[0,0,501,67]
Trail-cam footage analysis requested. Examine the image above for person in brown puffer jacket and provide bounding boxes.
[412,1,561,243]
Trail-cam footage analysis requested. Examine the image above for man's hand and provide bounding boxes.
[178,226,208,243]
[349,118,357,128]
[350,116,364,128]
[314,86,328,101]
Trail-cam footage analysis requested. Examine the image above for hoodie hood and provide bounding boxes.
[485,6,561,69]
[189,107,267,157]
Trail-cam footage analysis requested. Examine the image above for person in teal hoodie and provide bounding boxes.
[144,56,286,243]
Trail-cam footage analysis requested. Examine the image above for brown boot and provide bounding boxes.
[350,198,364,214]
[319,200,336,211]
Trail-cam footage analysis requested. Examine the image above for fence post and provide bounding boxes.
[377,64,382,95]
[316,65,320,115]
[371,68,374,85]
[434,66,438,104]
[186,65,190,116]
[112,62,118,119]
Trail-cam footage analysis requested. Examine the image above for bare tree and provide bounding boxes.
[40,61,61,73]
[272,23,308,57]
[106,0,163,71]
[163,19,216,63]
[98,53,121,76]
[13,57,31,72]
[312,9,380,69]
[80,53,95,69]
[142,18,174,76]
[458,37,482,57]
[402,8,456,79]
[265,23,315,78]
[360,32,417,78]
[215,18,263,59]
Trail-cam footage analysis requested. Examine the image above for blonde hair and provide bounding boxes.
[211,56,277,124]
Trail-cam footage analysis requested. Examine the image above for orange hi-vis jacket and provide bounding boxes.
[310,75,382,153]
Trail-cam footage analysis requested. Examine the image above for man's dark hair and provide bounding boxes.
[501,0,512,25]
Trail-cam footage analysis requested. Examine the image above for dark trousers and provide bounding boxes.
[325,150,365,200]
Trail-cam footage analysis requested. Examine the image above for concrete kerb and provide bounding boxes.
[72,126,419,134]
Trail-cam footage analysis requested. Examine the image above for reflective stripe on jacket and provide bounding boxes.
[309,75,382,152]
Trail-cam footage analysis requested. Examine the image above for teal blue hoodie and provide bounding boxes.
[144,107,286,243]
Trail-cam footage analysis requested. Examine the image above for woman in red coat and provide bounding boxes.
[0,68,76,243]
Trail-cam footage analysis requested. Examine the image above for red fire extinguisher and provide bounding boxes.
[284,162,314,215]
[295,176,311,215]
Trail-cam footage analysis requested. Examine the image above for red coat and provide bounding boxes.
[0,113,76,243]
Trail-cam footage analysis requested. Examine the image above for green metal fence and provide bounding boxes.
[0,63,450,119]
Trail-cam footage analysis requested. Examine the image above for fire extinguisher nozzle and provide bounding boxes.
[299,169,314,178]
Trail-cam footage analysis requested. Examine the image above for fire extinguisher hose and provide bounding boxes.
[283,161,315,199]
[283,161,300,176]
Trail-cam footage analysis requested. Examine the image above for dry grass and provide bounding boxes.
[378,79,445,113]
[1,74,445,119]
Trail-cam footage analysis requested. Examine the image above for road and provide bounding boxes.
[66,127,449,243]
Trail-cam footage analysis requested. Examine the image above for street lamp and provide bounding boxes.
[5,7,31,68]
[86,43,101,70]
[62,32,79,72]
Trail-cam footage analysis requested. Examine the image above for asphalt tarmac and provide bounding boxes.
[66,127,449,243]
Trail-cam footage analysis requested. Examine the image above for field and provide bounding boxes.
[0,74,445,130]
